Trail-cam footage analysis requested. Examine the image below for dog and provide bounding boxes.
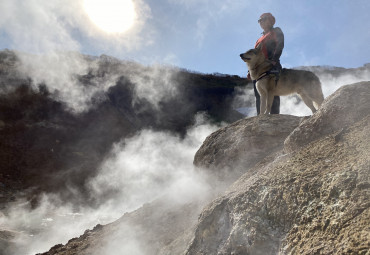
[240,48,324,114]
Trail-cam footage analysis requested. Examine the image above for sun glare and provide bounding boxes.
[83,0,136,33]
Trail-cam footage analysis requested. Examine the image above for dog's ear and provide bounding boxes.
[255,44,262,52]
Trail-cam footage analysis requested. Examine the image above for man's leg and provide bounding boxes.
[270,96,280,114]
[270,67,281,114]
[253,81,260,115]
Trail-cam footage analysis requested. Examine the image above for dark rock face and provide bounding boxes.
[185,83,370,255]
[194,114,302,181]
[0,84,137,201]
[0,50,248,201]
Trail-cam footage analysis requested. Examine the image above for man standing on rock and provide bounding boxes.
[248,13,284,115]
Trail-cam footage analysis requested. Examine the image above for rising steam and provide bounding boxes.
[0,113,221,255]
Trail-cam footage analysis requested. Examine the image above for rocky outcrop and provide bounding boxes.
[185,82,370,254]
[194,115,302,181]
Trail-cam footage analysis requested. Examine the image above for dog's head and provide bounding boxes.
[239,48,261,63]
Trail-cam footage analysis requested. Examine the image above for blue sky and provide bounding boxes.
[0,0,369,76]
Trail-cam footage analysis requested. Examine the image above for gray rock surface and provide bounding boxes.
[194,114,302,181]
[185,83,370,255]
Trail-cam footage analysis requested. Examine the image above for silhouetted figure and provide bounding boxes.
[248,13,284,114]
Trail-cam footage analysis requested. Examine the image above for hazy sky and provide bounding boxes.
[0,0,369,76]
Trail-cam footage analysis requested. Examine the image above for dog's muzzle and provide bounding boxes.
[240,54,250,61]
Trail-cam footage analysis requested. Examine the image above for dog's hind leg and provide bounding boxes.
[313,89,324,110]
[309,77,324,110]
[299,93,317,114]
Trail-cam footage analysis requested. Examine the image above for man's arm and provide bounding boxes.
[272,27,284,63]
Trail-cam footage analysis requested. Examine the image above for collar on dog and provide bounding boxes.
[253,72,270,82]
[253,70,280,88]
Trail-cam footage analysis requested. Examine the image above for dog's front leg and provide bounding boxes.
[256,81,268,115]
[266,93,275,114]
[259,95,268,114]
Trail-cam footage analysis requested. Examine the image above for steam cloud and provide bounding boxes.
[0,0,151,53]
[89,113,218,213]
[0,114,221,255]
[0,0,152,112]
[126,64,182,110]
[16,52,114,112]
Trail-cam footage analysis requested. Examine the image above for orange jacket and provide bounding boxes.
[255,27,284,63]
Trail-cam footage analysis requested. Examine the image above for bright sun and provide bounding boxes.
[83,0,136,33]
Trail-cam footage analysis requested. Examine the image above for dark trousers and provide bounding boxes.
[253,81,280,114]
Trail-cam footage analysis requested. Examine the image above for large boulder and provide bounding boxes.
[194,114,302,180]
[185,83,370,255]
